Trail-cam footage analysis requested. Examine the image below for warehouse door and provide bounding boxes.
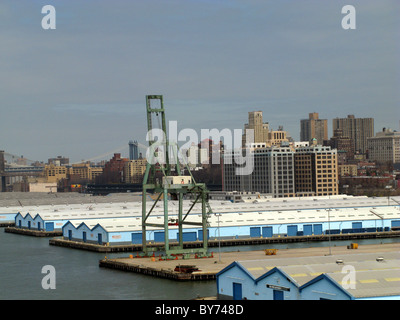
[98,233,102,245]
[287,225,298,237]
[83,232,87,243]
[177,232,197,242]
[262,226,273,238]
[273,290,284,300]
[45,222,54,231]
[154,231,165,242]
[233,283,242,300]
[250,227,261,238]
[28,221,31,229]
[68,230,72,240]
[131,233,142,244]
[313,224,323,235]
[352,222,362,228]
[303,225,312,236]
[352,222,362,233]
[391,220,400,228]
[198,229,209,241]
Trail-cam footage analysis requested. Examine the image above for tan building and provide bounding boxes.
[332,115,374,154]
[300,112,328,145]
[268,130,288,147]
[43,162,103,184]
[295,146,338,197]
[367,128,400,164]
[43,164,68,183]
[242,111,269,146]
[124,159,147,183]
[69,163,103,182]
[242,111,289,148]
[338,164,358,177]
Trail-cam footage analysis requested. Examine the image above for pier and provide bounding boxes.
[0,222,14,227]
[5,226,62,237]
[98,242,400,281]
[49,230,400,252]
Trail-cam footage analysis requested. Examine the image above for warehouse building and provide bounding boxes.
[59,200,400,245]
[0,192,142,225]
[62,216,203,245]
[10,195,400,240]
[217,251,400,300]
[14,202,144,231]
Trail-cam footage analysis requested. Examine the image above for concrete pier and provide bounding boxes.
[49,230,400,253]
[5,226,62,237]
[0,222,14,227]
[98,242,400,281]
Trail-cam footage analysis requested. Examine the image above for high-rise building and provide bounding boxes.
[300,112,328,145]
[0,150,6,192]
[242,111,269,147]
[129,140,139,160]
[294,146,338,197]
[324,129,354,164]
[223,146,295,197]
[223,145,338,197]
[367,128,400,164]
[332,115,374,154]
[242,111,289,148]
[124,158,147,183]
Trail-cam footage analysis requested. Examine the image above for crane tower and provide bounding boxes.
[141,95,212,259]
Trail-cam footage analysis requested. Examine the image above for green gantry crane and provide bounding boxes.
[141,95,212,259]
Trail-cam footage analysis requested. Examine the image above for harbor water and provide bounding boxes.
[1,229,399,300]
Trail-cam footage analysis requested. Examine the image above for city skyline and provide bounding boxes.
[1,1,399,163]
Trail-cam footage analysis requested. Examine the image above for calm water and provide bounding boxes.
[1,229,399,300]
[0,230,215,300]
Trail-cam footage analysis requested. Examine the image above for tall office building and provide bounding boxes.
[294,146,338,197]
[332,115,374,154]
[129,140,139,160]
[124,158,147,183]
[300,112,328,145]
[0,150,5,192]
[223,146,295,197]
[242,111,270,147]
[324,129,354,163]
[242,111,289,148]
[367,128,400,164]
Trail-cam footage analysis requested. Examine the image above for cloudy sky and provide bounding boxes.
[1,0,399,163]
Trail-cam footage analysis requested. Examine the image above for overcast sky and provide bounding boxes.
[1,0,399,163]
